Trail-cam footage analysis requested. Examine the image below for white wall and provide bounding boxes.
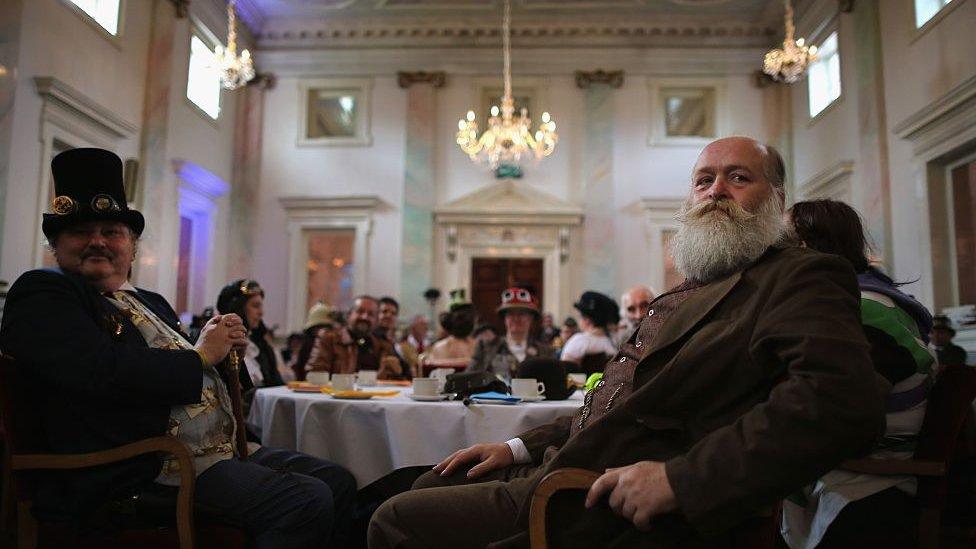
[255,48,772,326]
[0,0,242,316]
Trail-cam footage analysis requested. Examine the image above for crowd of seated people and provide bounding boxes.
[2,138,971,549]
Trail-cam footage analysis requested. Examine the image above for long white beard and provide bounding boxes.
[670,191,786,283]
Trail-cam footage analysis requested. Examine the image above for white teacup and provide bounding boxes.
[413,377,440,397]
[306,371,331,386]
[357,370,378,386]
[332,373,357,391]
[511,378,546,398]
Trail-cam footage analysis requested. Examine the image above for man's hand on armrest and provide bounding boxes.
[432,443,515,479]
[585,461,677,532]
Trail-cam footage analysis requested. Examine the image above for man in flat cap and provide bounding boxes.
[369,137,886,547]
[0,148,355,548]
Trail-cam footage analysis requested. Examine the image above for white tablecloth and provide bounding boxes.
[247,386,582,486]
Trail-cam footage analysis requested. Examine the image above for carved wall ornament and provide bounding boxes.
[575,70,624,89]
[397,71,447,89]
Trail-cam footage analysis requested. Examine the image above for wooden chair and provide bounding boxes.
[0,354,246,549]
[528,468,778,549]
[839,364,976,548]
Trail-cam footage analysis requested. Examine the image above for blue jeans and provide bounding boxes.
[195,446,357,548]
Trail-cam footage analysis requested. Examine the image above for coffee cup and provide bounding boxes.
[306,371,330,386]
[357,370,378,386]
[413,377,439,397]
[332,373,356,391]
[511,378,545,399]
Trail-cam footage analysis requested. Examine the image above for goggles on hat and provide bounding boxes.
[502,288,531,303]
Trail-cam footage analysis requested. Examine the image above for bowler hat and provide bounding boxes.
[42,148,144,240]
[573,291,620,329]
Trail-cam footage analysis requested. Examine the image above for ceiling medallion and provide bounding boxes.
[456,0,558,169]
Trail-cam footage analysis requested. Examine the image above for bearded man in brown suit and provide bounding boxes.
[368,137,886,548]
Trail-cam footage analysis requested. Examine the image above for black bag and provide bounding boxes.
[444,371,509,398]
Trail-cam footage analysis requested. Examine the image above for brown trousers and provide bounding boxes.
[366,463,720,549]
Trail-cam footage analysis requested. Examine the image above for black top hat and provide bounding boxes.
[42,148,144,240]
[573,291,620,329]
[932,315,956,337]
[516,358,575,400]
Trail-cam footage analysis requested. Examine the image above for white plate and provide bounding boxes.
[408,394,448,402]
[515,395,545,402]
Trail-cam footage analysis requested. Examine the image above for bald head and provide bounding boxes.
[622,285,655,323]
[691,137,785,211]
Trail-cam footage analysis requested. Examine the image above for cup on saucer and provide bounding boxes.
[332,373,356,391]
[306,371,330,386]
[357,370,378,386]
[511,378,545,400]
[412,377,439,397]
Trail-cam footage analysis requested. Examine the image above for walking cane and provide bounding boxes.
[223,349,249,459]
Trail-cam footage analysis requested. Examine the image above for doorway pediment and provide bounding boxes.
[435,180,582,226]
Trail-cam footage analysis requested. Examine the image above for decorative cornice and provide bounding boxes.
[258,22,775,51]
[575,70,624,89]
[34,77,137,138]
[279,195,381,212]
[397,71,447,89]
[891,74,976,160]
[167,0,189,19]
[797,160,854,199]
[247,72,276,90]
[893,74,976,140]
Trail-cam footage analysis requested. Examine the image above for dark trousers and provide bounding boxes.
[815,487,918,548]
[196,446,357,549]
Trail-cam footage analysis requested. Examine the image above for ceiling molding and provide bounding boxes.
[257,21,775,50]
[257,46,766,77]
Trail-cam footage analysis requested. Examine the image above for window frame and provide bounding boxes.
[806,29,843,122]
[646,77,727,148]
[58,0,125,47]
[184,21,224,124]
[297,78,374,147]
[913,0,961,35]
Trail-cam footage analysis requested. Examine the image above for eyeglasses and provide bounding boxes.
[502,288,531,303]
[625,301,652,313]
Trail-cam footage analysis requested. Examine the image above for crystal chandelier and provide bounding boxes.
[456,0,557,168]
[762,0,818,83]
[214,0,255,90]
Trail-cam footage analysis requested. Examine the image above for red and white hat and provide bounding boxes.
[496,287,540,317]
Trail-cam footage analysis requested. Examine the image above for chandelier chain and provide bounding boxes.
[227,0,238,53]
[502,0,512,100]
[784,0,794,42]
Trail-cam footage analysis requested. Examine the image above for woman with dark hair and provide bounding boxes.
[782,199,936,548]
[559,291,618,364]
[427,305,477,363]
[216,279,285,390]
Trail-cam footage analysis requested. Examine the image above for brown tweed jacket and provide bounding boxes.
[501,245,887,545]
[305,327,400,379]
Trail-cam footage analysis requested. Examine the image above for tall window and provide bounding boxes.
[67,0,120,35]
[306,230,355,313]
[915,0,954,28]
[808,31,841,118]
[186,33,222,120]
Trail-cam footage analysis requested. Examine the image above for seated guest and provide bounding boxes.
[427,305,477,363]
[931,315,968,367]
[0,148,356,547]
[781,198,936,547]
[541,312,560,344]
[291,301,340,381]
[472,323,498,345]
[374,296,413,376]
[369,137,885,548]
[216,279,285,389]
[560,290,619,365]
[403,314,430,354]
[306,294,405,379]
[614,285,655,348]
[466,287,553,382]
[282,332,304,373]
[552,316,579,353]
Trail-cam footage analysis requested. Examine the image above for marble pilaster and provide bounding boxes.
[228,78,269,280]
[580,83,618,295]
[399,75,441,317]
[852,1,892,263]
[0,0,24,273]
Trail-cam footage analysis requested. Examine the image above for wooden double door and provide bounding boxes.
[470,258,544,332]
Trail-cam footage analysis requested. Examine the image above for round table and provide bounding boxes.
[247,385,582,486]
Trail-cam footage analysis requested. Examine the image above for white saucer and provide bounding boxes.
[515,395,545,402]
[409,394,448,402]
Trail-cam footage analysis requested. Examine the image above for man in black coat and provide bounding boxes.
[0,148,355,548]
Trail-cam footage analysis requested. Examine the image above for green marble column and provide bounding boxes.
[580,83,618,295]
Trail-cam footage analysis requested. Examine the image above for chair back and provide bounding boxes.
[914,365,976,507]
[0,354,46,457]
[578,353,611,377]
